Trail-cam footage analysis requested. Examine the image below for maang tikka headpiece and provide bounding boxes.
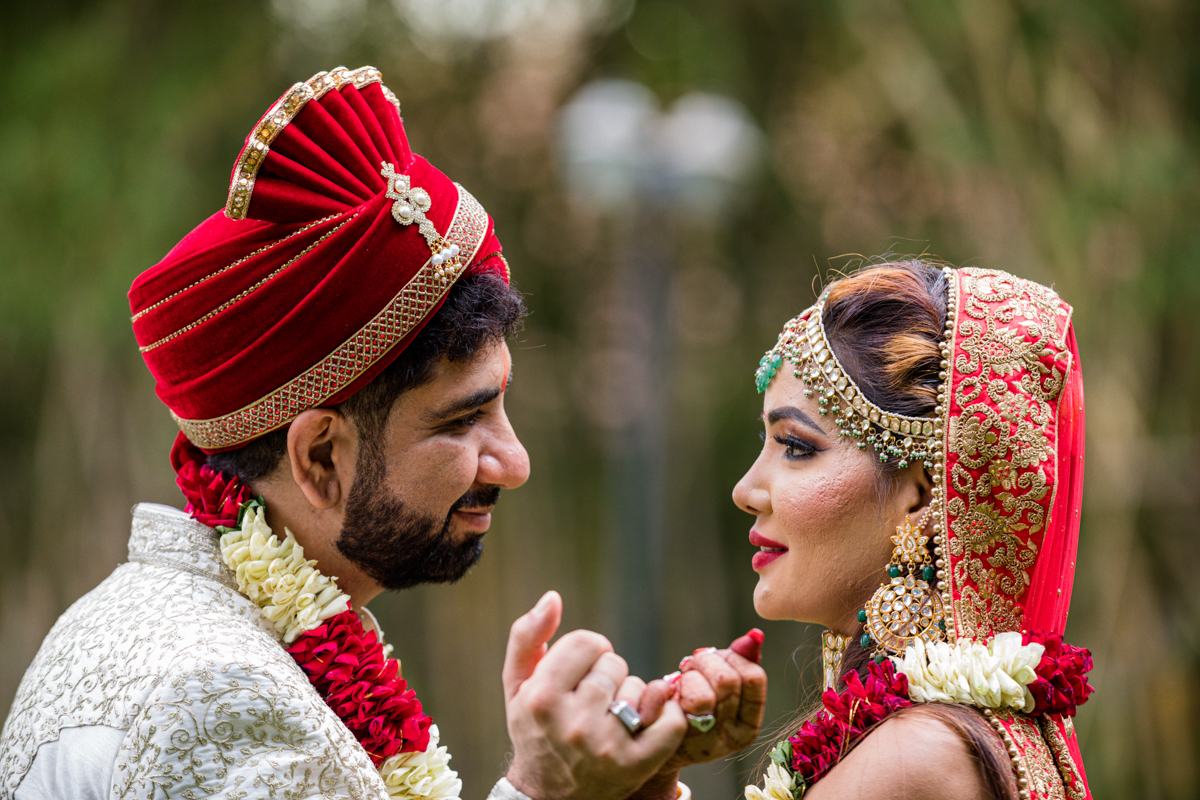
[755,291,939,469]
[756,277,954,662]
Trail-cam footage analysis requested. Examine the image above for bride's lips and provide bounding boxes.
[750,530,788,571]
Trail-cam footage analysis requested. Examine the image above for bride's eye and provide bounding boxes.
[773,434,816,461]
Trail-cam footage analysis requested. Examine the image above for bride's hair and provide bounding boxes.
[770,258,1018,799]
[822,258,947,463]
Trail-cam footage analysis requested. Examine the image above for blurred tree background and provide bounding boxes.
[1,0,1198,797]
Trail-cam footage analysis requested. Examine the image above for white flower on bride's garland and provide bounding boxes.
[891,632,1044,712]
[219,506,350,642]
[746,762,799,800]
[380,725,463,799]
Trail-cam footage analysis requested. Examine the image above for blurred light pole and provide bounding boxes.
[558,80,762,678]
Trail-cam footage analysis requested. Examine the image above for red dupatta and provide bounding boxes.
[939,268,1090,800]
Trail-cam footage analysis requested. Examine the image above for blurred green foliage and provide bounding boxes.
[1,1,1198,798]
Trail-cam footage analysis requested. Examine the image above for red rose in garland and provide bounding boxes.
[288,610,432,764]
[176,461,251,528]
[1024,630,1095,718]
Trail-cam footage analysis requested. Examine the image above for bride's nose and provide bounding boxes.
[733,472,771,515]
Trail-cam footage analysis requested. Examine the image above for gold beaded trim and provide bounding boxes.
[984,708,1033,800]
[173,184,489,450]
[138,215,356,353]
[932,266,956,642]
[225,66,396,221]
[131,214,340,324]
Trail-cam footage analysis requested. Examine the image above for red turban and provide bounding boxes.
[129,66,508,454]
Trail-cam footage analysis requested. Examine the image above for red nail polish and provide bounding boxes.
[730,629,764,663]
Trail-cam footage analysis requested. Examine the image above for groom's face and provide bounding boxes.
[335,341,529,589]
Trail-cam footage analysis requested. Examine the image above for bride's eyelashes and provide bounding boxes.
[758,430,819,461]
[774,433,817,461]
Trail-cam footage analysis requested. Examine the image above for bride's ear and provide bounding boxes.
[893,462,935,527]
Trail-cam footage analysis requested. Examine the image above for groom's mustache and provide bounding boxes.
[451,485,502,514]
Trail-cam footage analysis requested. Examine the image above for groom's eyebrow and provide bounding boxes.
[426,386,501,423]
[766,406,826,435]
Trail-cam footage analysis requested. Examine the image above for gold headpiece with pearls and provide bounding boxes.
[754,294,939,469]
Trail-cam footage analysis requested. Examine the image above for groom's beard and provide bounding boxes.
[336,444,500,591]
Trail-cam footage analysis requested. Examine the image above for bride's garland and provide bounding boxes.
[178,461,463,800]
[747,633,1094,800]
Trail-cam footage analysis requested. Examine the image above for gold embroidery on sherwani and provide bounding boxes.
[0,505,387,799]
[943,269,1073,639]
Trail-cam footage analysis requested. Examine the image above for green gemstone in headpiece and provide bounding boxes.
[755,352,783,393]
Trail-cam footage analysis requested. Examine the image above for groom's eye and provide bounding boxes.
[447,409,486,430]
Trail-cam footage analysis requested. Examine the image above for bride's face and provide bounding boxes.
[732,367,916,634]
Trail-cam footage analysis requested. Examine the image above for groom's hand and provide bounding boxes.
[503,591,688,800]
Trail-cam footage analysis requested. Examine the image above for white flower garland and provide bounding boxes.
[220,506,463,800]
[220,507,351,642]
[382,726,463,799]
[745,631,1049,799]
[889,632,1044,713]
[746,763,798,800]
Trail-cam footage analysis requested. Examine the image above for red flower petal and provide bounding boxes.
[286,610,433,764]
[178,463,252,529]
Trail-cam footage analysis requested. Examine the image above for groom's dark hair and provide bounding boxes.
[206,272,524,483]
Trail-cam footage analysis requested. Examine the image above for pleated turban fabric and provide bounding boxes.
[130,66,508,453]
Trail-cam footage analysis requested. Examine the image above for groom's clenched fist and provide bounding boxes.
[502,591,688,800]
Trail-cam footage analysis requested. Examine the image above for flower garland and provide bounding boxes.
[178,463,462,799]
[747,632,1094,800]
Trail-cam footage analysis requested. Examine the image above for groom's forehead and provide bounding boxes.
[388,341,511,431]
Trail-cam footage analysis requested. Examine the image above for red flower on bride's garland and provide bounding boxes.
[787,660,914,783]
[762,637,1095,798]
[176,461,251,528]
[288,610,432,764]
[1023,630,1095,718]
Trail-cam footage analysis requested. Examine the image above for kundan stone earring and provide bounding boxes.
[859,511,945,658]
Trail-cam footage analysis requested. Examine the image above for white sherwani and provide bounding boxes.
[0,504,389,799]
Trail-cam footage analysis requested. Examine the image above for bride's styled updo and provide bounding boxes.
[821,260,948,466]
[800,258,1018,800]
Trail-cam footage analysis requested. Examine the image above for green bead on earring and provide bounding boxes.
[857,609,867,624]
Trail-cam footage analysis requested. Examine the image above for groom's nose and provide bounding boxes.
[478,412,530,490]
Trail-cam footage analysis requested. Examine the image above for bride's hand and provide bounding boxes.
[637,630,767,774]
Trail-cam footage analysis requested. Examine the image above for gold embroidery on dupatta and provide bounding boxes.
[944,269,1073,639]
[1041,716,1087,800]
[987,710,1067,800]
[1006,714,1067,800]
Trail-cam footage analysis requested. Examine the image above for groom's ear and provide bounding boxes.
[285,409,356,510]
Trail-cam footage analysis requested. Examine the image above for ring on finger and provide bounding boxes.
[686,713,716,732]
[608,700,643,735]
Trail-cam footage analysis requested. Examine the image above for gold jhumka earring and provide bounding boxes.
[858,511,946,656]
